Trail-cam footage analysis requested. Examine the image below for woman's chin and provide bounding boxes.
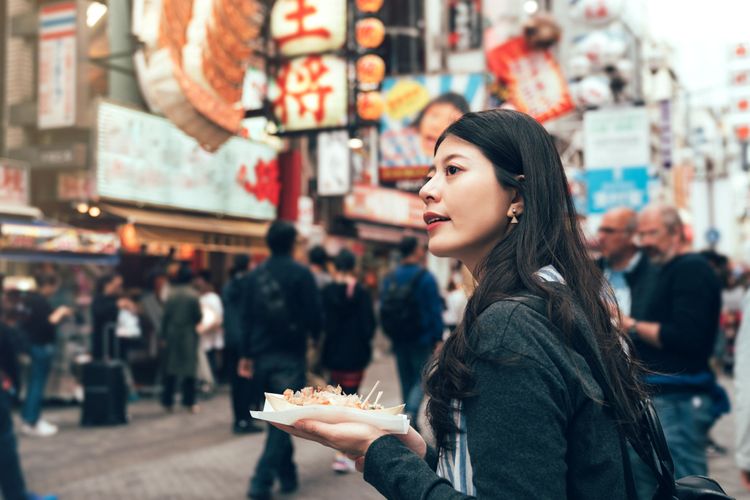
[427,240,457,259]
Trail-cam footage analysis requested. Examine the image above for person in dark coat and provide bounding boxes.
[240,221,322,500]
[222,255,262,434]
[321,249,376,394]
[320,248,376,473]
[160,265,202,413]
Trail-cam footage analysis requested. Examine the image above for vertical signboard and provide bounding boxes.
[317,130,351,196]
[38,2,78,129]
[584,107,650,215]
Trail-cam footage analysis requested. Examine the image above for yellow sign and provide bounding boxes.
[384,80,430,121]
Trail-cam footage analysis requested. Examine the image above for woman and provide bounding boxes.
[160,265,202,413]
[91,273,136,361]
[275,109,646,498]
[320,249,377,473]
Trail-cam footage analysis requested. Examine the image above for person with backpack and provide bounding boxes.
[239,221,322,500]
[380,236,444,425]
[267,110,734,499]
[320,248,376,473]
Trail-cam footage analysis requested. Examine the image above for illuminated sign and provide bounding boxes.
[271,0,347,57]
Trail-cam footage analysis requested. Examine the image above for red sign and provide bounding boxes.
[487,37,574,123]
[0,160,29,206]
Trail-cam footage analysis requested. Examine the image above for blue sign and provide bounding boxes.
[706,228,720,245]
[585,166,649,215]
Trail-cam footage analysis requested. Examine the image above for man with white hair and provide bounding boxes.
[623,204,725,485]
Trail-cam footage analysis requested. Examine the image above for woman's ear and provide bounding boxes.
[510,176,525,215]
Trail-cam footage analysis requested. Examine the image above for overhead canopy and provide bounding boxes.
[102,204,270,254]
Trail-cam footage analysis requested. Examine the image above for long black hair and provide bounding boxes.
[424,109,645,450]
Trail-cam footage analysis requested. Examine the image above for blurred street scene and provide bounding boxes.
[3,0,750,499]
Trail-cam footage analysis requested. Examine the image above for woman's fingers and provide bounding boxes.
[354,456,366,473]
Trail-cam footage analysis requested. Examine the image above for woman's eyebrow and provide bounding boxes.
[443,153,469,164]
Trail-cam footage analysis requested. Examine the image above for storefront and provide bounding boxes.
[94,101,280,287]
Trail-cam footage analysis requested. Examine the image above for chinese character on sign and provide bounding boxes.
[269,55,348,131]
[0,162,29,206]
[271,0,347,57]
[236,158,281,206]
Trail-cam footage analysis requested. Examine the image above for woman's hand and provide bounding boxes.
[270,421,427,472]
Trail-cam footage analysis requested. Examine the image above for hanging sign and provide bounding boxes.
[38,2,78,129]
[271,0,347,57]
[487,36,574,123]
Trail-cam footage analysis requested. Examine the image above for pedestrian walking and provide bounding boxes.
[320,248,376,473]
[239,221,322,500]
[223,255,263,434]
[160,265,203,413]
[19,275,72,437]
[379,236,443,425]
[195,270,224,392]
[308,245,332,290]
[1,278,58,500]
[274,109,648,499]
[622,204,727,497]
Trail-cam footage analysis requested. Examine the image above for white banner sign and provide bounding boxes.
[38,2,77,129]
[317,130,351,196]
[96,102,279,220]
[583,107,650,169]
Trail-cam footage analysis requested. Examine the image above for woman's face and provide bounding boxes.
[418,102,465,158]
[420,135,516,273]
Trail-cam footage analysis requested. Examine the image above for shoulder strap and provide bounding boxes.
[507,294,671,499]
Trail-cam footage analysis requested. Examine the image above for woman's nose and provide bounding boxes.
[420,176,440,203]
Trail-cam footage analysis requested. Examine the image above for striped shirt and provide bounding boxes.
[436,265,565,494]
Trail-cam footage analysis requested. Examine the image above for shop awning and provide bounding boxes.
[0,219,120,266]
[102,204,270,254]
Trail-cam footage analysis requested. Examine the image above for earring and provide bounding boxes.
[511,208,519,225]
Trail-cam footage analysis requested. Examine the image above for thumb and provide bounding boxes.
[355,456,366,473]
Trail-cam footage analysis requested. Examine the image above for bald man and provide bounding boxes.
[623,204,724,484]
[596,207,657,319]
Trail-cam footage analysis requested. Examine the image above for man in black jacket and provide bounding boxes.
[222,255,262,434]
[239,221,322,500]
[596,207,658,319]
[623,204,723,483]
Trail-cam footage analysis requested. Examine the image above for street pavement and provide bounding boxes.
[14,351,750,499]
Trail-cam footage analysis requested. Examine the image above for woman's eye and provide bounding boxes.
[446,165,460,176]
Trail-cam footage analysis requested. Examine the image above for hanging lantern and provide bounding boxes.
[356,54,386,85]
[355,18,385,49]
[357,91,384,121]
[356,0,384,13]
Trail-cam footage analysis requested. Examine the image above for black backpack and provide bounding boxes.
[380,270,426,343]
[254,266,302,345]
[511,295,734,500]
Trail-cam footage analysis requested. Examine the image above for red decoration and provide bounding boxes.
[355,18,385,49]
[356,0,383,12]
[487,36,573,123]
[357,91,384,121]
[236,158,281,206]
[356,54,385,85]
